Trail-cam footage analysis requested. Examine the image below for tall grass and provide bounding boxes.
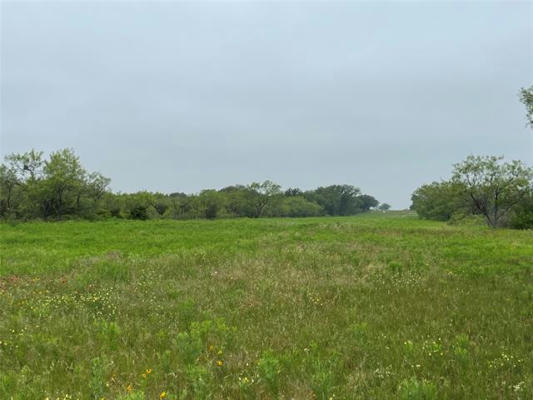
[1,214,532,399]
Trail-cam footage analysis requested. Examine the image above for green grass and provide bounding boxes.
[1,213,532,399]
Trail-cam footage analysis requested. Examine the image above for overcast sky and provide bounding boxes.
[1,1,532,208]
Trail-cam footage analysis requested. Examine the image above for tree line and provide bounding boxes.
[0,148,387,221]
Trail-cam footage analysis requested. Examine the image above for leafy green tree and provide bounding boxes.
[509,191,533,229]
[4,149,44,181]
[0,150,44,218]
[123,192,157,220]
[306,185,367,216]
[220,185,256,217]
[40,149,87,217]
[102,192,124,218]
[247,180,282,217]
[0,164,19,216]
[411,181,466,221]
[1,149,112,220]
[358,194,379,211]
[378,203,391,211]
[452,155,533,227]
[520,86,533,128]
[284,188,303,197]
[2,148,388,222]
[198,190,225,219]
[129,205,149,220]
[86,172,111,203]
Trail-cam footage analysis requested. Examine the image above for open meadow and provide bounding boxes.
[1,213,532,399]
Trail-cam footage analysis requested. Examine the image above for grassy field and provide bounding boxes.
[1,213,532,399]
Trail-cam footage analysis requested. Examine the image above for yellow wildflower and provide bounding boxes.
[146,368,152,375]
[160,392,167,399]
[216,360,223,366]
[126,384,132,392]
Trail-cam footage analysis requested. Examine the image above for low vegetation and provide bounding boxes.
[1,213,532,399]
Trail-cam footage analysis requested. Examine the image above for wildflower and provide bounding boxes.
[160,392,167,399]
[126,384,132,393]
[146,368,152,375]
[208,344,214,352]
[216,360,224,366]
[513,382,524,392]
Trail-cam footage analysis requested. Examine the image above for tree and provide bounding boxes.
[509,191,533,229]
[1,150,45,218]
[86,172,111,203]
[452,155,533,228]
[306,185,365,216]
[123,191,157,220]
[219,185,256,217]
[520,86,533,129]
[3,148,389,222]
[198,190,225,219]
[4,149,44,181]
[0,164,19,215]
[358,194,379,211]
[40,149,87,217]
[411,181,466,221]
[284,188,303,197]
[378,203,391,211]
[247,180,282,217]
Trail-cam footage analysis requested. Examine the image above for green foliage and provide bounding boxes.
[398,378,437,400]
[452,155,533,228]
[520,85,533,128]
[412,155,533,229]
[257,351,281,394]
[247,180,282,217]
[116,391,145,400]
[2,151,383,221]
[411,181,467,221]
[89,357,106,399]
[280,196,322,217]
[378,203,391,211]
[305,184,378,216]
[510,192,533,229]
[129,205,149,220]
[0,148,110,220]
[198,190,225,219]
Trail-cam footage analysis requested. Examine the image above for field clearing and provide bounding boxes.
[1,213,532,399]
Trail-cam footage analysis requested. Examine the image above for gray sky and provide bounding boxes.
[1,1,532,208]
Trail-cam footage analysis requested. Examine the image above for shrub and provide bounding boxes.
[129,205,148,220]
[509,193,533,229]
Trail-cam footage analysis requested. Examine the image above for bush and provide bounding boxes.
[129,205,148,220]
[411,182,466,221]
[281,196,322,217]
[509,194,533,229]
